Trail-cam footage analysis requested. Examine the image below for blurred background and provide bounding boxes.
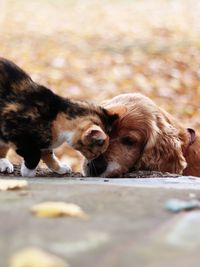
[1,0,200,171]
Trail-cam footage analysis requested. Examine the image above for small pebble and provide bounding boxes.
[18,191,29,196]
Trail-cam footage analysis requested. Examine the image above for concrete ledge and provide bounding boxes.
[1,175,200,190]
[1,175,200,267]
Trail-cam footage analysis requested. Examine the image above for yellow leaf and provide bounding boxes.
[31,202,88,219]
[10,247,69,267]
[0,179,28,191]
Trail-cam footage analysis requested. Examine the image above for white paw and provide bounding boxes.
[55,163,72,174]
[20,161,36,177]
[0,158,14,173]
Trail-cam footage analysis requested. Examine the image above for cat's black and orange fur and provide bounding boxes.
[0,58,117,176]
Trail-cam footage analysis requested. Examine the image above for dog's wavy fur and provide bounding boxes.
[83,93,200,177]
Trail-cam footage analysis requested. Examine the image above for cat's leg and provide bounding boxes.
[0,144,14,173]
[41,150,71,174]
[16,148,41,177]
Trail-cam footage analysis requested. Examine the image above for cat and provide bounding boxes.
[0,58,118,177]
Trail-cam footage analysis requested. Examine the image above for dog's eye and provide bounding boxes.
[121,137,136,146]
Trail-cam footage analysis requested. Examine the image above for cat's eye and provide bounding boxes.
[121,136,136,146]
[94,139,105,146]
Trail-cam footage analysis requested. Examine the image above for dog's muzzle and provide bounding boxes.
[85,154,108,176]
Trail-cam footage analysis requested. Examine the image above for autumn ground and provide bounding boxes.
[1,0,200,172]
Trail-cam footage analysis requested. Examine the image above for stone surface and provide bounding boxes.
[1,175,200,267]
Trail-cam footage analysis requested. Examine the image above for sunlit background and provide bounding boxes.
[1,0,200,171]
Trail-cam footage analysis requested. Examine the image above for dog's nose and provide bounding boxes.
[87,154,108,176]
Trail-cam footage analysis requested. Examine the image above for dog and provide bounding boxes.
[83,93,200,177]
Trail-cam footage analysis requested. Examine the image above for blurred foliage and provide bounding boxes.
[1,0,200,171]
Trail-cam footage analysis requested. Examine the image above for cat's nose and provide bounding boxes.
[86,154,108,176]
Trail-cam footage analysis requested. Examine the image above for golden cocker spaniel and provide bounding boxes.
[83,93,198,177]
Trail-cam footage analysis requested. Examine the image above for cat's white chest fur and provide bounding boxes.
[51,131,74,149]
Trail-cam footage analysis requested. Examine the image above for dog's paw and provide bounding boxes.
[0,158,14,173]
[55,163,72,174]
[21,162,36,177]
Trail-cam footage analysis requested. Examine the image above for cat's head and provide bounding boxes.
[72,107,118,160]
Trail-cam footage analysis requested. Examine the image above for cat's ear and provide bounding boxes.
[105,104,127,118]
[82,125,107,146]
[103,105,127,133]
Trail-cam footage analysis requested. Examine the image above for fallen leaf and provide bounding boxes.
[31,201,88,219]
[9,247,69,267]
[0,179,28,191]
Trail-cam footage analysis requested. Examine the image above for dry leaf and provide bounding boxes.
[31,202,88,219]
[0,179,28,191]
[9,247,69,267]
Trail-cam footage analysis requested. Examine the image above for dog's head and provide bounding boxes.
[83,93,187,177]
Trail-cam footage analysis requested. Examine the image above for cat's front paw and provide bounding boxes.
[0,158,14,173]
[21,162,36,177]
[55,163,72,174]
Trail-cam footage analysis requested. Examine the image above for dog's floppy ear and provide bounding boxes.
[105,105,127,117]
[141,113,187,174]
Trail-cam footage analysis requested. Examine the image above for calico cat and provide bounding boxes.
[0,58,117,177]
